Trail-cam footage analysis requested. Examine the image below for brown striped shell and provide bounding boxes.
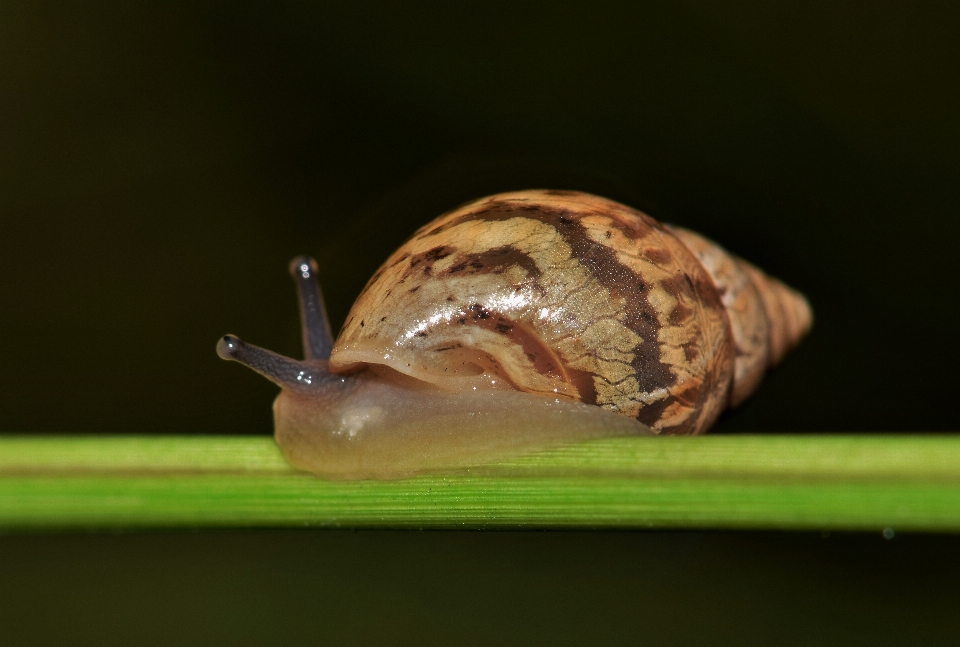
[329,190,811,436]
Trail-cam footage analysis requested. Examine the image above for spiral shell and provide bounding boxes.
[329,190,811,436]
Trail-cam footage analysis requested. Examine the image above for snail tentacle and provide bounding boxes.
[288,255,334,360]
[216,334,337,395]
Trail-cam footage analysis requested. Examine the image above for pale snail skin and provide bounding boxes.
[218,189,811,479]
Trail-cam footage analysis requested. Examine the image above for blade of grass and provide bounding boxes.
[2,435,960,531]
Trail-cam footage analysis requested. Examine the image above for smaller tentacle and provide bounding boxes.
[217,334,329,394]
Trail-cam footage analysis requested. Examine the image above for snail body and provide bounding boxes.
[218,190,811,479]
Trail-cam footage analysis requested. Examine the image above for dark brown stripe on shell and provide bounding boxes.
[401,244,542,283]
[441,245,542,280]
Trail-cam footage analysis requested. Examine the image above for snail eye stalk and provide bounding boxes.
[288,255,334,361]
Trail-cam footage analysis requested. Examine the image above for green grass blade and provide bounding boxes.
[3,435,960,531]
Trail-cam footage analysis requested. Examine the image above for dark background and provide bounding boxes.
[2,2,960,645]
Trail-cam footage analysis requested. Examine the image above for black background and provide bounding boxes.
[2,2,960,645]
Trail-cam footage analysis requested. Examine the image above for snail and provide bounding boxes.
[218,190,811,479]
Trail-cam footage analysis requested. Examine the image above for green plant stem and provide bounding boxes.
[3,435,960,531]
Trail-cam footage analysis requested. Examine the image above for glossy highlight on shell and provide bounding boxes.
[217,189,811,479]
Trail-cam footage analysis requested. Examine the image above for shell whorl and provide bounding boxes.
[668,227,812,407]
[329,190,811,435]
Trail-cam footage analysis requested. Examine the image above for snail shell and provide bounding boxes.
[332,190,811,435]
[218,190,811,479]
